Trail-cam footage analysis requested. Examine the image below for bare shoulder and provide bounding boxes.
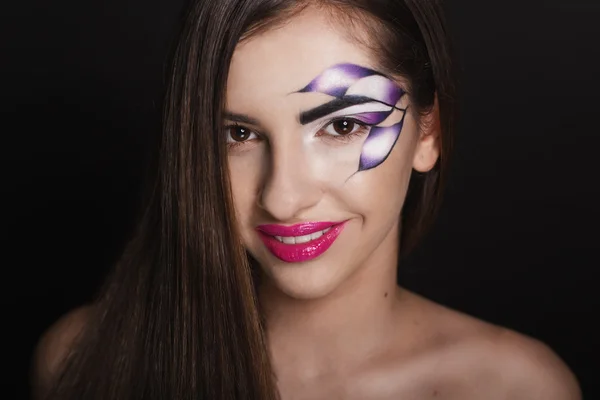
[398,291,581,399]
[32,305,94,396]
[488,328,582,399]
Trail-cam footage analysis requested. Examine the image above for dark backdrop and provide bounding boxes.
[1,0,598,398]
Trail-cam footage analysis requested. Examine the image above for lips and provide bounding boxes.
[256,221,348,263]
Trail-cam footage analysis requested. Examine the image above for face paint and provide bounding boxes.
[295,63,408,180]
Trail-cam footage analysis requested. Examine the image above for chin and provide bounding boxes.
[261,261,348,300]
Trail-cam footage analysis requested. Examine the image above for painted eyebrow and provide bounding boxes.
[223,111,260,126]
[299,96,392,125]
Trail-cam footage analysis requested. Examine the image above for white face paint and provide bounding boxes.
[294,63,409,184]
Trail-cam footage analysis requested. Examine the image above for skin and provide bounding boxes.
[225,6,581,400]
[33,5,581,400]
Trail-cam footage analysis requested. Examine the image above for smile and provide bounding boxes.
[256,221,348,263]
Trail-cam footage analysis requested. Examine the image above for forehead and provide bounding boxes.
[226,9,379,112]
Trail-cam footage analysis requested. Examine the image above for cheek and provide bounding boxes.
[228,152,264,223]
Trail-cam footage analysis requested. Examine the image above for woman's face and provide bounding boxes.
[226,8,439,299]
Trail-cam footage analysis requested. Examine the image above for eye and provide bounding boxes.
[322,118,367,137]
[226,125,258,143]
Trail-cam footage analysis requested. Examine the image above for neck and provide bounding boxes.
[259,223,404,378]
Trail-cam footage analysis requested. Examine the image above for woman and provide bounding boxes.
[32,0,581,399]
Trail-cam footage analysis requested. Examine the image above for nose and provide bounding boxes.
[258,140,322,222]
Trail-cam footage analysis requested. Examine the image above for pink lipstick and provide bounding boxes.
[256,221,348,263]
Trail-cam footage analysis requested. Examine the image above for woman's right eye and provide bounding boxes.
[226,125,258,143]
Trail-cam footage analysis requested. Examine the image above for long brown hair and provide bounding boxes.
[42,0,456,399]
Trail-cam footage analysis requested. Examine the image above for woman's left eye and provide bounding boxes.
[321,118,369,138]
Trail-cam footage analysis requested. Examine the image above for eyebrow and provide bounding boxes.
[223,95,397,128]
[223,111,260,126]
[299,96,389,125]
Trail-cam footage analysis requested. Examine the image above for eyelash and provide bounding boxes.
[317,117,371,144]
[225,117,372,150]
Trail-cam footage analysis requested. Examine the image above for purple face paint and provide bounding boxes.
[352,111,394,125]
[297,63,378,98]
[359,117,407,171]
[296,63,408,173]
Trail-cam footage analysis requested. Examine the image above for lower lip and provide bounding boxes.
[257,222,348,263]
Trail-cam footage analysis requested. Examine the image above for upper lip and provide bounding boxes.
[256,221,343,237]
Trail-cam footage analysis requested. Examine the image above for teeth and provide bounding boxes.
[273,228,331,244]
[293,234,311,244]
[282,236,295,244]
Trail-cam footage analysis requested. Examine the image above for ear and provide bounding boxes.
[412,95,441,173]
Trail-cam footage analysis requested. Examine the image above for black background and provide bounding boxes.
[1,0,598,398]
